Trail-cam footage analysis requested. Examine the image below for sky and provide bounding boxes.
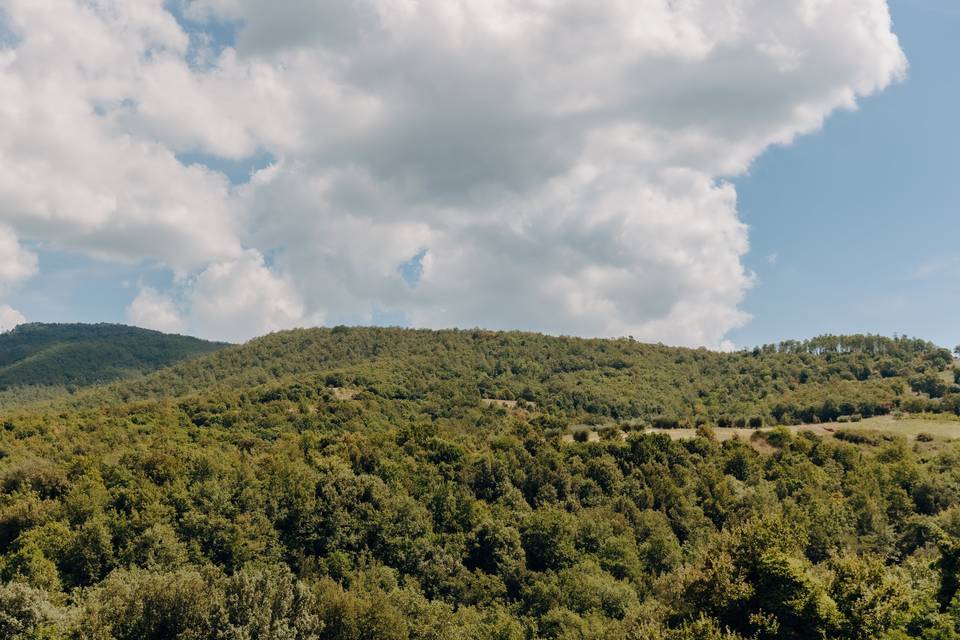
[728,0,960,350]
[0,0,955,350]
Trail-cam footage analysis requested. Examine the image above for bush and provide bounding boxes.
[835,429,876,445]
[652,416,681,429]
[763,426,793,447]
[598,426,620,441]
[834,429,895,446]
[696,424,717,441]
[910,372,948,399]
[916,432,935,443]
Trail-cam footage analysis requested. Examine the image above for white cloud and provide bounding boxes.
[0,226,36,331]
[126,286,184,334]
[0,0,907,346]
[0,0,240,270]
[0,225,37,290]
[127,253,314,342]
[186,250,316,343]
[0,305,26,333]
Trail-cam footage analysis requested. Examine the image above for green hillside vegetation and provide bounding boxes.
[89,328,960,427]
[1,327,960,639]
[0,323,226,394]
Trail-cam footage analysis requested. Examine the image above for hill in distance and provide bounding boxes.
[90,325,959,428]
[0,322,226,393]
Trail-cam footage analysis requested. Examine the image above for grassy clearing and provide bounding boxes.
[563,414,960,444]
[841,413,960,439]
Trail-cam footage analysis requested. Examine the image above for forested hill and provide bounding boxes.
[99,327,959,427]
[0,328,960,640]
[3,326,960,638]
[0,323,226,392]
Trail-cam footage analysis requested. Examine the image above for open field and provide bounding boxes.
[837,413,960,439]
[565,414,960,443]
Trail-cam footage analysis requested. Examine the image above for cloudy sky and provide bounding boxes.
[0,0,955,348]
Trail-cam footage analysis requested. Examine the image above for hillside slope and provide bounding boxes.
[94,327,959,426]
[0,323,226,392]
[2,327,960,639]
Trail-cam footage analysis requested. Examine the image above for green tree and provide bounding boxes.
[0,581,57,640]
[521,508,577,572]
[829,554,910,639]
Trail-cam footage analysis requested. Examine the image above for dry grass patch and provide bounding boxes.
[562,414,960,450]
[481,398,537,411]
[330,387,359,401]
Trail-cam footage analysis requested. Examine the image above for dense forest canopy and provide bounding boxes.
[0,323,226,393]
[1,325,960,639]
[80,327,960,426]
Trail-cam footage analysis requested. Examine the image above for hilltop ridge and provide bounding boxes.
[76,326,959,428]
[0,322,226,393]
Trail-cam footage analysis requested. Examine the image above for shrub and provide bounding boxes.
[834,430,894,446]
[598,426,620,441]
[763,426,793,447]
[652,416,680,429]
[695,425,717,441]
[910,372,948,399]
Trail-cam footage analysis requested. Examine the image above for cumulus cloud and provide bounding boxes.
[0,304,25,333]
[127,253,312,342]
[0,0,907,345]
[0,0,240,270]
[186,250,316,343]
[0,226,35,332]
[126,286,184,334]
[0,225,37,290]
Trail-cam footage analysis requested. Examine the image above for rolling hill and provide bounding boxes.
[83,326,960,427]
[0,322,226,392]
[1,326,959,639]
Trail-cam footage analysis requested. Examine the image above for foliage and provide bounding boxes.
[0,323,225,397]
[60,327,960,427]
[0,326,958,638]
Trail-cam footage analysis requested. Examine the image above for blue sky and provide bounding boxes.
[728,0,959,349]
[0,1,954,348]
